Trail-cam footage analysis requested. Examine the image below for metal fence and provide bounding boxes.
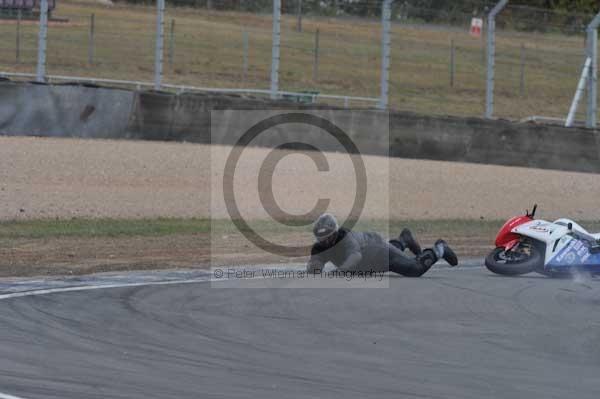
[493,4,594,123]
[0,0,599,125]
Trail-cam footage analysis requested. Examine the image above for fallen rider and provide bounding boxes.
[307,213,458,278]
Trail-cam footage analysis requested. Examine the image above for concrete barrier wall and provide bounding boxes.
[1,80,599,173]
[389,113,600,173]
[0,81,134,139]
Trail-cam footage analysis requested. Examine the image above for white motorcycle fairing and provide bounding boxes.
[511,219,600,271]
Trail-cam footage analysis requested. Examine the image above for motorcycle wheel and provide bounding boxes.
[485,242,542,276]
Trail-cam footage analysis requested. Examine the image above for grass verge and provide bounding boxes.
[0,217,506,240]
[4,217,600,241]
[0,218,212,239]
[3,217,599,278]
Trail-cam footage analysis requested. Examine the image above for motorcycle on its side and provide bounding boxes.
[485,205,600,277]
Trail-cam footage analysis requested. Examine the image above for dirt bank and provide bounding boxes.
[2,136,600,221]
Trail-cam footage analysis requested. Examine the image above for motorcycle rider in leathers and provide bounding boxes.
[307,213,458,277]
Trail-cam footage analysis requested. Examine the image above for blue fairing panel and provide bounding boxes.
[547,238,600,271]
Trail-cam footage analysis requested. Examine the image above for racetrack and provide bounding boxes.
[1,266,600,399]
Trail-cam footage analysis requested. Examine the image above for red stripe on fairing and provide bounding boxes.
[495,215,533,248]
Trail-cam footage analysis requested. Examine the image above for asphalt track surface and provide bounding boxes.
[1,265,600,399]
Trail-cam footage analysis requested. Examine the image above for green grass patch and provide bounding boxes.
[0,217,510,240]
[4,217,599,241]
[0,218,212,239]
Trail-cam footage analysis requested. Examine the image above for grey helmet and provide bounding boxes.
[313,213,339,241]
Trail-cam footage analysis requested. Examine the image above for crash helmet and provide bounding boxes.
[312,213,339,242]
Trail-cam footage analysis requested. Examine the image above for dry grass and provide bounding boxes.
[0,0,591,119]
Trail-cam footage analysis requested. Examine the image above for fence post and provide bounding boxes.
[169,19,175,68]
[242,30,249,83]
[270,0,281,99]
[154,0,165,90]
[36,0,49,82]
[485,0,509,119]
[450,39,455,87]
[379,0,392,110]
[481,17,486,65]
[566,57,591,127]
[88,14,95,65]
[313,28,319,81]
[586,13,600,128]
[519,43,525,96]
[296,0,302,32]
[16,9,21,63]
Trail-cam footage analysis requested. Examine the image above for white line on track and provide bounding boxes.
[0,391,30,399]
[0,278,213,301]
[0,264,483,301]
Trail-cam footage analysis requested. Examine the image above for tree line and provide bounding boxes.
[401,1,597,14]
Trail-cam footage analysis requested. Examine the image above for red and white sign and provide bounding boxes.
[470,18,483,37]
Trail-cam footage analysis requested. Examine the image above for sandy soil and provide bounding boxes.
[2,136,600,221]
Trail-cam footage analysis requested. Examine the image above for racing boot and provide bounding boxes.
[434,239,458,267]
[396,228,422,255]
[406,249,438,277]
